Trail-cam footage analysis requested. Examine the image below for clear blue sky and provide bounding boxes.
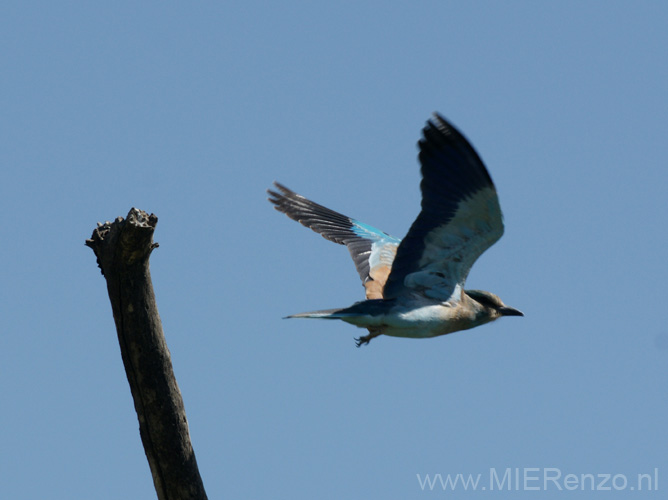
[2,2,667,499]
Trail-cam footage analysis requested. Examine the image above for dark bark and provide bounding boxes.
[86,208,208,500]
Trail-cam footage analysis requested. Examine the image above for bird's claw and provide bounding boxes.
[355,329,381,347]
[355,335,371,348]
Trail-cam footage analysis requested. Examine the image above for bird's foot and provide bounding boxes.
[355,329,381,348]
[355,336,370,347]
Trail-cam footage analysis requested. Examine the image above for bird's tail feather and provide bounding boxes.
[284,299,392,321]
[285,308,358,320]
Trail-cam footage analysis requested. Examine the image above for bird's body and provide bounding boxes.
[268,113,523,346]
[287,290,511,339]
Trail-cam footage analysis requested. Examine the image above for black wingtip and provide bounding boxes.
[430,111,450,127]
[269,181,290,193]
[418,112,494,189]
[422,112,460,144]
[267,181,295,210]
[267,181,289,198]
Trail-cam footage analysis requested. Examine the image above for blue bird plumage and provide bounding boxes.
[268,113,523,346]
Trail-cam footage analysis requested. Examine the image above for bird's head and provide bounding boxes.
[465,289,524,321]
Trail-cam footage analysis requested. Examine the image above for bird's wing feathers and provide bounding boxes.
[268,182,400,299]
[382,114,504,302]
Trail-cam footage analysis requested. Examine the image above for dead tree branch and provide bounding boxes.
[86,208,208,500]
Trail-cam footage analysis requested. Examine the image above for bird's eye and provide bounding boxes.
[468,292,496,308]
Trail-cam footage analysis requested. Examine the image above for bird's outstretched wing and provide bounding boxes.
[382,114,504,302]
[268,182,401,299]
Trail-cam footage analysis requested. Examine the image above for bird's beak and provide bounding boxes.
[499,306,524,317]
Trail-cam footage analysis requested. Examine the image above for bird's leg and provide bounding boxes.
[355,328,382,348]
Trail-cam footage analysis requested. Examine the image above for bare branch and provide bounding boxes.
[86,208,208,500]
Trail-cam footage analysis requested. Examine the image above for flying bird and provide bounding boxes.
[268,113,522,346]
